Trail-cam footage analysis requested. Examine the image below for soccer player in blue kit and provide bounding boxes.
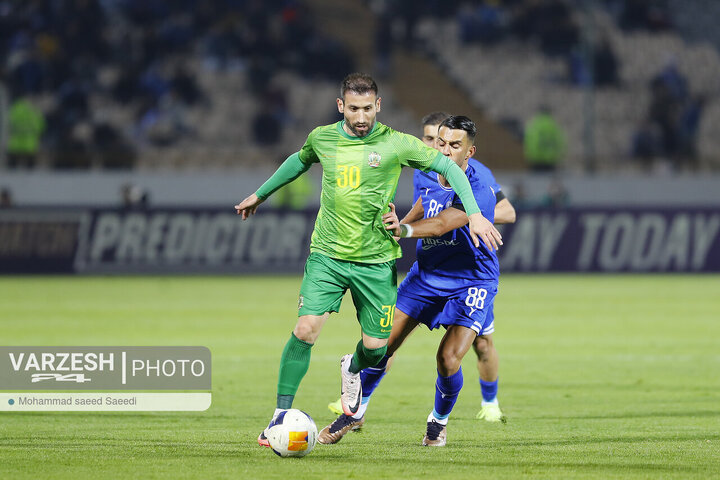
[328,111,515,422]
[319,115,503,446]
[418,112,515,423]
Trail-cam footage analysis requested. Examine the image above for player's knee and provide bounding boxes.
[293,320,319,343]
[362,335,388,350]
[473,336,491,358]
[436,349,462,375]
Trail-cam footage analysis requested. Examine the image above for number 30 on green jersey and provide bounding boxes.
[337,165,360,189]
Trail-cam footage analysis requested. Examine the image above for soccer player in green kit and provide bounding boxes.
[235,73,502,447]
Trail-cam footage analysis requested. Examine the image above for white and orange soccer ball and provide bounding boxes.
[266,409,318,458]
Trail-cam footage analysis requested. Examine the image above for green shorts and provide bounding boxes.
[298,252,397,339]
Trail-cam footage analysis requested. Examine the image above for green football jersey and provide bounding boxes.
[298,121,444,263]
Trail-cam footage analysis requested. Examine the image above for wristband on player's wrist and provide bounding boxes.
[399,224,414,238]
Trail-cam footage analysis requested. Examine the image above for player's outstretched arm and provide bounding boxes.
[494,198,516,224]
[399,197,424,225]
[235,193,264,220]
[382,200,427,240]
[233,152,313,220]
[468,213,502,250]
[394,207,468,239]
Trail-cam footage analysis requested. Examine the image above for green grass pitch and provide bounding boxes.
[1,274,719,479]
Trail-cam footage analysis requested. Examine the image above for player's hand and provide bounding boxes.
[235,194,264,220]
[468,212,503,250]
[382,202,401,238]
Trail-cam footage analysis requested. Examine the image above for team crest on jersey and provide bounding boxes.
[368,151,381,168]
[298,295,304,310]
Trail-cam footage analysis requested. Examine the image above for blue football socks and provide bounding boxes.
[359,354,390,401]
[480,378,498,403]
[433,368,464,420]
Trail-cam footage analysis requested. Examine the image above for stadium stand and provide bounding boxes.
[413,0,720,172]
[0,0,418,171]
[1,0,718,173]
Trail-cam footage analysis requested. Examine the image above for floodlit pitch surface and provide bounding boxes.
[1,275,719,479]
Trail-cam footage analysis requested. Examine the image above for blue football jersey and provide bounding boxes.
[412,162,499,281]
[412,158,501,203]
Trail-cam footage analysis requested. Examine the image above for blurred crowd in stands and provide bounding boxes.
[444,0,708,171]
[1,0,351,169]
[454,0,685,87]
[454,0,673,87]
[0,0,715,173]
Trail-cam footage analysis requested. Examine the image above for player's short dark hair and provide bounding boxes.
[340,73,378,98]
[440,115,477,141]
[421,111,450,127]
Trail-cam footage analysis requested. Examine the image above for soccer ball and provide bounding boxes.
[266,409,318,458]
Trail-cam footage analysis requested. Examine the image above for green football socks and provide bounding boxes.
[276,333,313,409]
[349,340,387,374]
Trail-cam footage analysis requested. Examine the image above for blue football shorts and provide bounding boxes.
[396,263,497,336]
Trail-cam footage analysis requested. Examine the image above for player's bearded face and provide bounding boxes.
[338,92,381,137]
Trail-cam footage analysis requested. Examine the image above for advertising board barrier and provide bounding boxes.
[1,206,718,273]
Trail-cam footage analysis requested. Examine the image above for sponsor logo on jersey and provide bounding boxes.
[298,295,304,310]
[368,151,381,168]
[421,238,461,250]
